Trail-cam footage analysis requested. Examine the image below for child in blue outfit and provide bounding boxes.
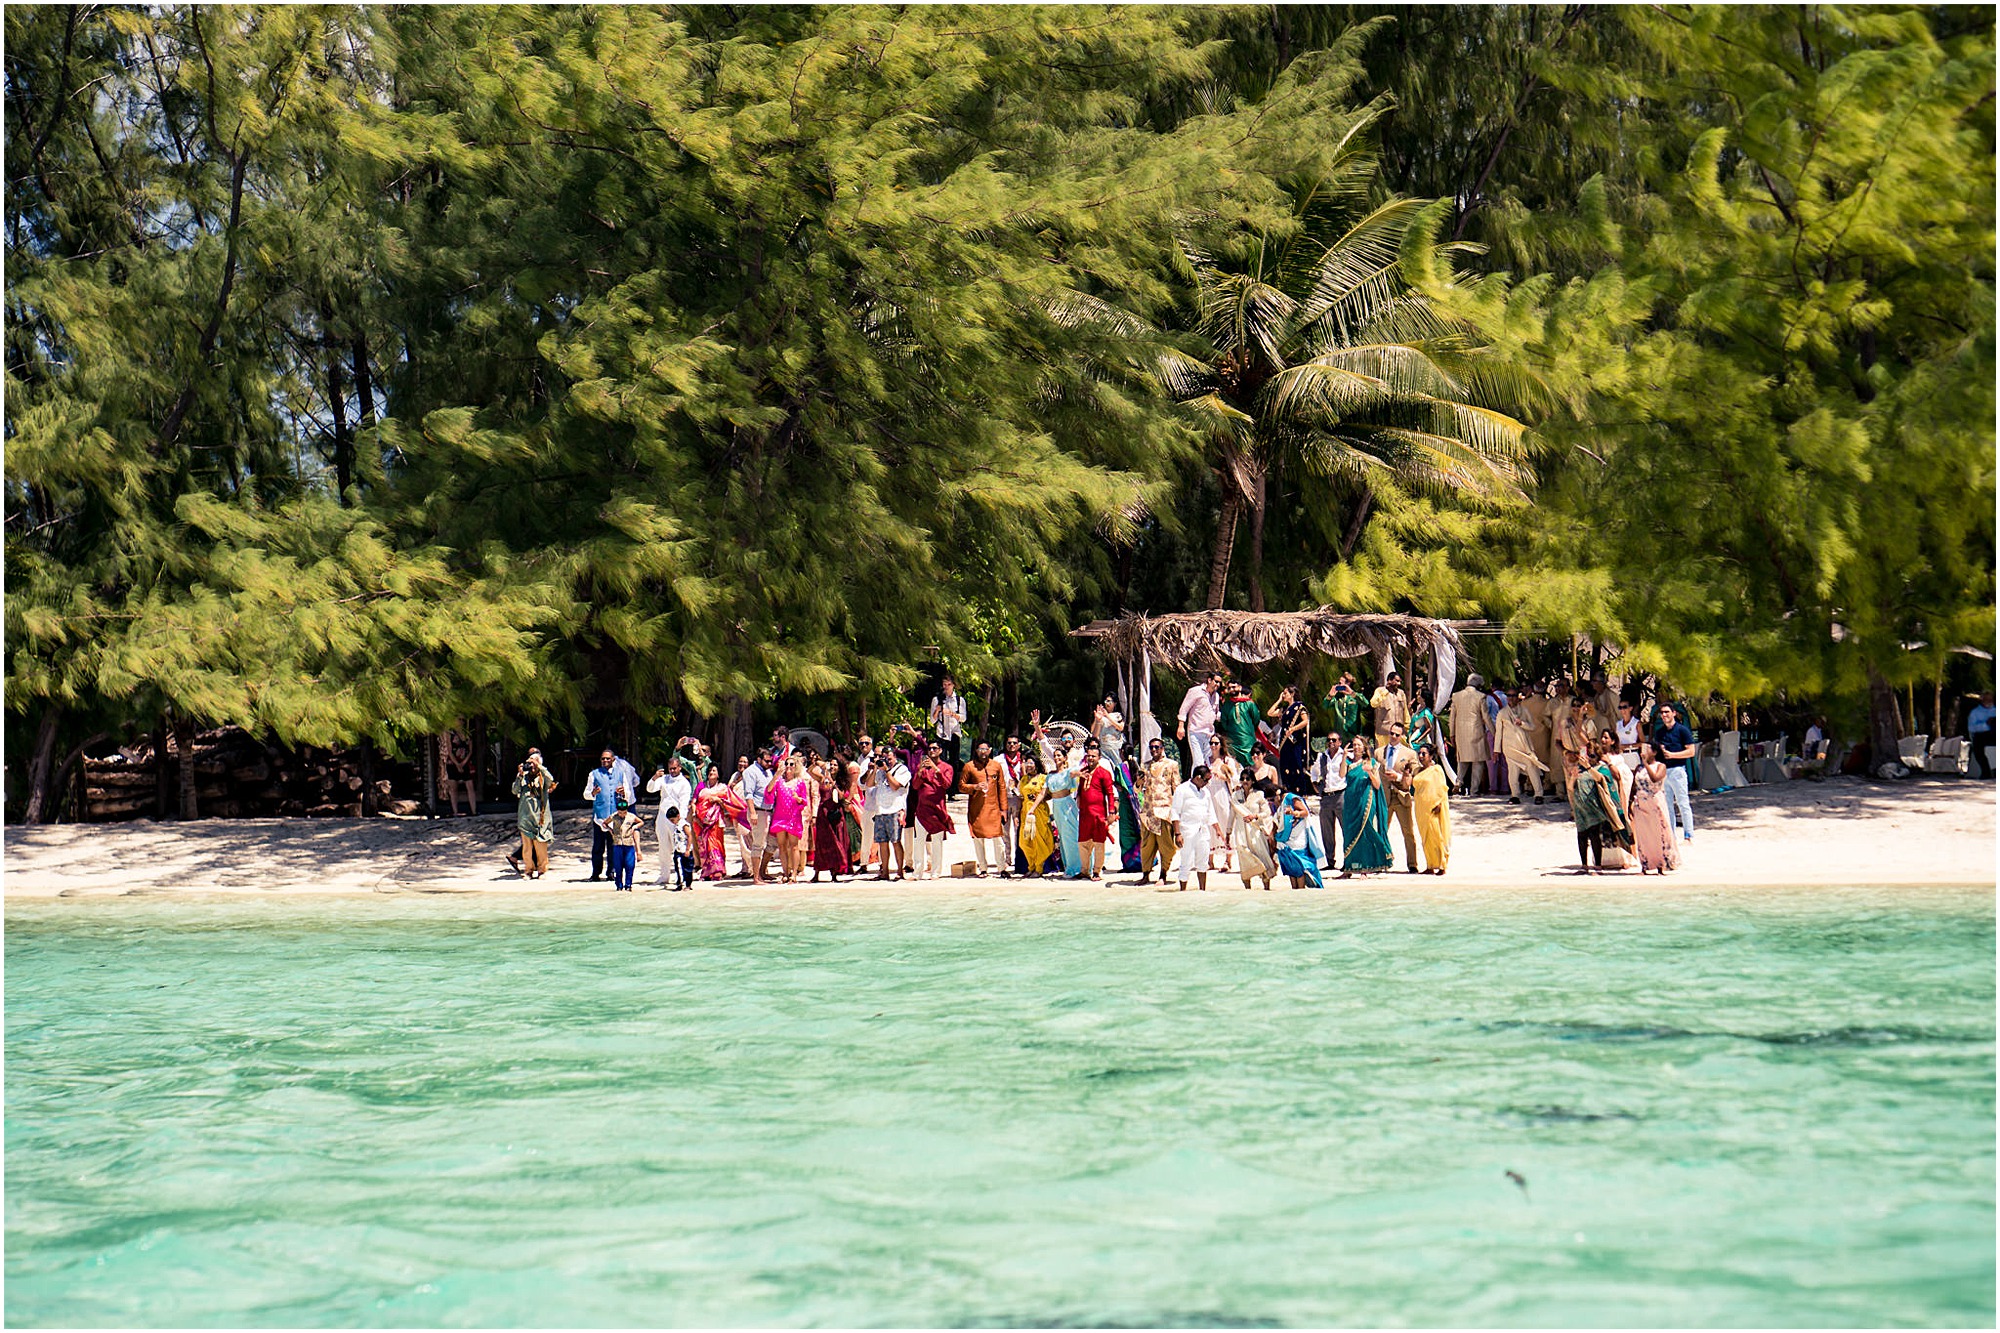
[601,797,645,890]
[664,805,695,891]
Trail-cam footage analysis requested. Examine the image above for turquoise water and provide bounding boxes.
[6,887,1993,1328]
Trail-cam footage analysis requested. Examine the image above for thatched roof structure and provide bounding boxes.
[1071,609,1474,675]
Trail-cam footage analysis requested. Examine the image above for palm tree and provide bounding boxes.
[1158,194,1543,611]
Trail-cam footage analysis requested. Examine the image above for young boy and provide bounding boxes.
[664,805,695,891]
[602,796,644,891]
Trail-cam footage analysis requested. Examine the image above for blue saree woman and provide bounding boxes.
[1045,761,1082,878]
[1274,794,1326,887]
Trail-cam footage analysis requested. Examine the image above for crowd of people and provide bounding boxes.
[498,668,1739,888]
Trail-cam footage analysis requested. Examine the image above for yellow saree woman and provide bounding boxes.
[1411,762,1452,874]
[1017,772,1055,874]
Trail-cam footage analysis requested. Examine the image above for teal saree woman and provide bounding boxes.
[1338,743,1394,874]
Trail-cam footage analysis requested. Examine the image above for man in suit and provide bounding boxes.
[1377,722,1420,873]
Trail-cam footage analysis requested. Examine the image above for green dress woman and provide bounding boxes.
[1570,749,1634,873]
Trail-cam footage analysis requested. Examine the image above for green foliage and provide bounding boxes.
[6,3,1990,813]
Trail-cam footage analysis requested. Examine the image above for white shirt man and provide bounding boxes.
[741,752,777,882]
[930,681,968,762]
[1176,672,1223,770]
[864,756,911,819]
[863,753,911,879]
[1171,770,1221,891]
[1310,741,1348,870]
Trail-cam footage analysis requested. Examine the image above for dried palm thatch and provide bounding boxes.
[1072,609,1470,675]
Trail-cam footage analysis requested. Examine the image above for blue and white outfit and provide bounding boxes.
[1274,801,1326,887]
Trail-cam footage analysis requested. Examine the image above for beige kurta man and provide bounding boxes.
[1525,691,1557,772]
[1497,701,1550,800]
[1370,684,1410,750]
[1449,685,1490,762]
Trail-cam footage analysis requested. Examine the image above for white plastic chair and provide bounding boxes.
[1927,737,1967,775]
[1898,735,1930,768]
[1714,730,1751,787]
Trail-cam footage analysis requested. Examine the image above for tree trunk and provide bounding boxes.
[1248,470,1269,614]
[22,707,61,824]
[351,330,376,430]
[155,715,170,819]
[156,132,249,457]
[472,717,488,809]
[719,696,754,767]
[1004,671,1019,740]
[1866,666,1905,777]
[1206,489,1242,610]
[321,300,353,500]
[173,715,201,819]
[50,733,107,825]
[1339,485,1375,561]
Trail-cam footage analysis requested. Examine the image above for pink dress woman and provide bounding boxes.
[769,776,810,839]
[1628,761,1682,873]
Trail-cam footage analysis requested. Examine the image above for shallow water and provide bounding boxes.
[6,887,1993,1327]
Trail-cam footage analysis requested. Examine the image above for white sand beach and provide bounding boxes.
[5,775,1992,901]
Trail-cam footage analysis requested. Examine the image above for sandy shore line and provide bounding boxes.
[4,775,1993,901]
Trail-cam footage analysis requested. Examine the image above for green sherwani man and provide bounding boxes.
[1218,686,1261,765]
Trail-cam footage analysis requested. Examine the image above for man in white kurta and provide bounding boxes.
[1171,768,1220,891]
[646,757,694,884]
[1449,677,1491,795]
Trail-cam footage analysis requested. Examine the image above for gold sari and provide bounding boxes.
[1412,763,1452,872]
[1018,774,1055,872]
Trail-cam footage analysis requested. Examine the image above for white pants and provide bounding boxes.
[972,835,1005,875]
[917,830,948,877]
[1663,765,1694,838]
[1188,730,1213,770]
[1175,827,1213,882]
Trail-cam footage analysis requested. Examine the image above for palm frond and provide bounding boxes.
[1180,392,1255,430]
[1288,197,1432,349]
[1195,272,1297,369]
[1152,345,1215,399]
[1258,361,1397,425]
[1042,290,1150,338]
[1299,342,1467,399]
[1347,423,1527,500]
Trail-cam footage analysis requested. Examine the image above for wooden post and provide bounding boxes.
[1907,682,1917,739]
